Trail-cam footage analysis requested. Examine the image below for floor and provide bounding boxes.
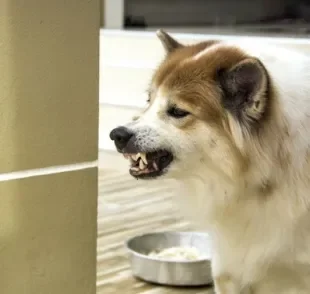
[96,154,214,293]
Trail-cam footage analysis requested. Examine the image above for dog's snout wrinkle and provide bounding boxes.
[109,126,133,150]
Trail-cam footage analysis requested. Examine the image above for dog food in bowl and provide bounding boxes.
[126,231,213,286]
[148,246,208,261]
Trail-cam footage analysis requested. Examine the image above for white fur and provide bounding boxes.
[124,43,310,293]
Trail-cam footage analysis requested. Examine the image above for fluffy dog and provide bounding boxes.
[110,30,310,293]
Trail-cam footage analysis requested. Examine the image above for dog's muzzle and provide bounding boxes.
[109,126,174,179]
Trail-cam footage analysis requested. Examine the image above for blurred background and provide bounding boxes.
[101,0,310,34]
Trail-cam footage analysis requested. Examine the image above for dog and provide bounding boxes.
[110,30,310,293]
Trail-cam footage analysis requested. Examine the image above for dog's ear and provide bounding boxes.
[217,58,269,125]
[156,29,183,53]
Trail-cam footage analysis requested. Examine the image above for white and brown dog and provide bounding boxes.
[110,30,310,293]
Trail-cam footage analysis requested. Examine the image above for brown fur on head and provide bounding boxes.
[111,30,277,184]
[153,30,270,129]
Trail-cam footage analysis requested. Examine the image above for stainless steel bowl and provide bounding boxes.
[126,231,213,286]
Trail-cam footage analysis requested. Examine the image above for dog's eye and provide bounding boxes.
[167,107,190,118]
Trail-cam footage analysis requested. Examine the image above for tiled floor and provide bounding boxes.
[97,155,214,293]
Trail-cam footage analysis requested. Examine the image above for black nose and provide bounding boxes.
[109,126,133,150]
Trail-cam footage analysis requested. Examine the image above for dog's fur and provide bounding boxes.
[116,31,310,293]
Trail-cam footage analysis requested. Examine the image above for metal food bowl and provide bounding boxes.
[126,231,213,286]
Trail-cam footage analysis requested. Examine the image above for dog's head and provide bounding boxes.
[110,31,271,181]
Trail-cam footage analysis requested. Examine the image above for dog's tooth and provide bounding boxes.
[130,167,139,171]
[131,154,138,161]
[153,162,158,170]
[139,159,145,169]
[140,153,147,164]
[134,153,142,161]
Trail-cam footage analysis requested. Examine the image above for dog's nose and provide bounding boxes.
[109,126,133,150]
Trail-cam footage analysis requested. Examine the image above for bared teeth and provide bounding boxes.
[133,153,141,161]
[139,159,146,169]
[153,161,158,171]
[128,153,149,172]
[140,153,147,164]
[130,152,147,163]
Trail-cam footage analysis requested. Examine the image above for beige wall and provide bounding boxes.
[0,0,99,293]
[100,0,104,27]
